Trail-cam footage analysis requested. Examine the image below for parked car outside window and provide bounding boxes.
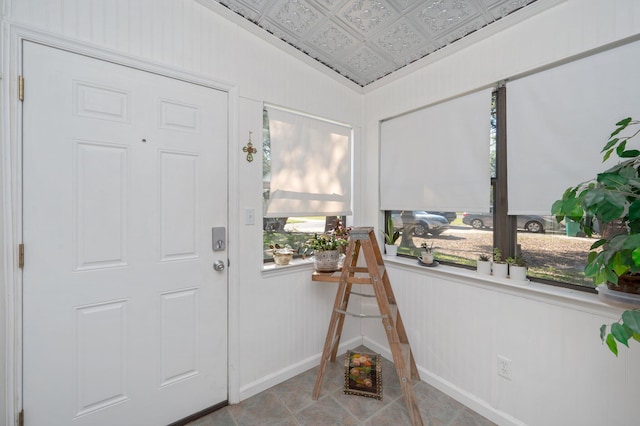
[461,212,557,233]
[390,211,450,236]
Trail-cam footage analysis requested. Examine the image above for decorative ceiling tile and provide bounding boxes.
[374,21,425,57]
[415,0,480,36]
[213,0,542,86]
[344,45,391,75]
[308,23,358,56]
[339,0,398,35]
[267,0,323,35]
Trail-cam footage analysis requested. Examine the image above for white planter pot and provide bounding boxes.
[385,244,398,256]
[492,262,508,278]
[314,250,341,272]
[476,260,492,275]
[420,252,434,264]
[509,265,528,281]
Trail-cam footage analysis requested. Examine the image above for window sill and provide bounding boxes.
[262,257,315,276]
[382,255,625,318]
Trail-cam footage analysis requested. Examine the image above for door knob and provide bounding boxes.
[213,260,225,272]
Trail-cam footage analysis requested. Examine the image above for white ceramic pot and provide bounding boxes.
[509,265,528,281]
[477,260,492,275]
[420,252,434,264]
[385,244,398,256]
[492,262,508,278]
[314,250,341,272]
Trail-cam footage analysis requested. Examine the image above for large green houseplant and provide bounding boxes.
[551,117,640,355]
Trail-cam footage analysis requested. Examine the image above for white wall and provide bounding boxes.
[361,0,640,424]
[0,0,362,423]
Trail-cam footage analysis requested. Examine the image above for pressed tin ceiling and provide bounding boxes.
[211,0,539,87]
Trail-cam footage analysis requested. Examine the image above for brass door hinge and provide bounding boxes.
[18,244,24,269]
[18,409,24,426]
[18,75,24,102]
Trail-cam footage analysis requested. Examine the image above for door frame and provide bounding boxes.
[1,24,241,426]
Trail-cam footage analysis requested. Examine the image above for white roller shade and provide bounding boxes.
[265,106,352,217]
[507,40,640,215]
[380,88,492,212]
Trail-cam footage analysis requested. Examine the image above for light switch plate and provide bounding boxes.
[245,208,255,225]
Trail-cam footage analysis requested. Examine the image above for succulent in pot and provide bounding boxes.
[381,216,400,255]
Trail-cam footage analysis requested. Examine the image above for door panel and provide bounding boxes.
[22,41,228,425]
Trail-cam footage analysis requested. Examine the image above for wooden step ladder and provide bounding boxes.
[312,227,423,426]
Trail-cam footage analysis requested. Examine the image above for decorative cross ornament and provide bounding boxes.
[242,131,257,162]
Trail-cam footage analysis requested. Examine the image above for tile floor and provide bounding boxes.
[187,347,496,426]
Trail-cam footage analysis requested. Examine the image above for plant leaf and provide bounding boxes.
[620,149,640,158]
[611,323,631,347]
[600,324,607,342]
[606,333,619,356]
[601,137,619,152]
[621,310,640,334]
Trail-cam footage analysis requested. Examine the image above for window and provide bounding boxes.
[382,87,599,290]
[263,106,352,262]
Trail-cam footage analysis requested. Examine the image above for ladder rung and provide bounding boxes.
[335,309,388,319]
[350,291,376,298]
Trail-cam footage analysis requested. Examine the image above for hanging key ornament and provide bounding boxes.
[243,131,257,162]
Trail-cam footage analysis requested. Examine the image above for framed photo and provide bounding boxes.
[344,350,382,400]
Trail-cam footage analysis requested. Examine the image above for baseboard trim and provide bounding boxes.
[238,336,363,401]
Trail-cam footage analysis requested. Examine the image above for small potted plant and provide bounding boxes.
[270,244,294,266]
[506,255,528,281]
[419,242,434,265]
[381,216,400,256]
[477,253,492,275]
[304,233,348,272]
[492,248,508,278]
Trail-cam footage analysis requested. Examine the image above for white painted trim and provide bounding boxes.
[383,256,625,319]
[2,22,241,424]
[226,85,241,404]
[237,336,363,401]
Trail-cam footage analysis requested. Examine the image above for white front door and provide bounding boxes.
[22,41,228,425]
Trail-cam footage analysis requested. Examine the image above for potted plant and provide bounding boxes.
[492,248,508,278]
[551,117,640,354]
[419,242,434,265]
[477,254,492,275]
[381,216,400,256]
[506,255,528,281]
[271,244,294,266]
[304,233,348,272]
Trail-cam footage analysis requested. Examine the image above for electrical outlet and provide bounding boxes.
[497,355,512,380]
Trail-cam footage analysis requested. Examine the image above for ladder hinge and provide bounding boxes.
[18,75,24,101]
[18,409,24,426]
[19,244,24,269]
